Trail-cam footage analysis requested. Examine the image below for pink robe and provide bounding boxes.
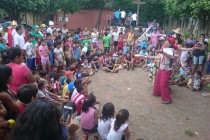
[8,28,14,47]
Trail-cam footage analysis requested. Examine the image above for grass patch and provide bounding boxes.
[185,129,199,137]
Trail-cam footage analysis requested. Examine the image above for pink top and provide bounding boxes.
[7,63,30,93]
[39,45,49,60]
[81,107,95,130]
[151,33,159,45]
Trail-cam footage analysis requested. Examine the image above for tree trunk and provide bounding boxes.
[95,7,104,28]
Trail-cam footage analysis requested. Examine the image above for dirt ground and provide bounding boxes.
[77,67,210,140]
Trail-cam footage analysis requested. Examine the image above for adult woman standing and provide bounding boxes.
[192,34,208,73]
[150,39,174,104]
[0,65,20,120]
[7,47,40,93]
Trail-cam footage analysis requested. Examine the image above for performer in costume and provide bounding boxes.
[8,20,17,47]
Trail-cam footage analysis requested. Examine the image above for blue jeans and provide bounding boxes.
[26,58,36,70]
[206,61,210,74]
[49,49,54,66]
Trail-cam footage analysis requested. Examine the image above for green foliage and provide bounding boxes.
[0,0,79,20]
[0,9,9,19]
[162,0,210,17]
[139,0,164,24]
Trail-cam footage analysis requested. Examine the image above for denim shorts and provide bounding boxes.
[193,56,205,65]
[41,58,50,65]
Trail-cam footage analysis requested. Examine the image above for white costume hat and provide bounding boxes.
[49,21,54,26]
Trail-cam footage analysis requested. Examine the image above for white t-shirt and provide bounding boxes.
[107,120,128,140]
[180,51,189,62]
[160,48,174,70]
[91,32,99,42]
[132,14,137,21]
[13,33,25,49]
[46,27,53,34]
[62,28,68,34]
[121,11,126,18]
[12,29,17,38]
[112,32,119,41]
[23,42,36,58]
[54,47,63,61]
[2,32,8,43]
[98,118,114,140]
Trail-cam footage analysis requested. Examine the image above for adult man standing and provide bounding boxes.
[8,20,17,47]
[120,11,126,26]
[13,25,25,49]
[131,13,137,27]
[46,21,54,34]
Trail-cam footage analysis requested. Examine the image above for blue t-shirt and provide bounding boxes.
[179,67,186,76]
[0,43,7,55]
[123,46,130,54]
[68,81,75,92]
[76,71,82,79]
[74,47,81,60]
[74,34,80,41]
[140,41,148,50]
[139,51,148,57]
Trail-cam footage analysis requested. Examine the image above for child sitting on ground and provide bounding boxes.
[177,67,193,86]
[100,52,109,70]
[81,93,99,133]
[98,103,115,140]
[82,58,94,76]
[124,52,134,70]
[91,54,100,72]
[17,84,38,112]
[52,73,62,95]
[114,53,124,70]
[171,61,189,85]
[107,109,130,140]
[38,79,65,104]
[104,56,118,73]
[139,47,149,67]
[188,71,202,91]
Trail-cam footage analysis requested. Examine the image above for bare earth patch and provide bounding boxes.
[77,68,210,140]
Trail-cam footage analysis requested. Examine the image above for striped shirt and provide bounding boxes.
[72,92,86,115]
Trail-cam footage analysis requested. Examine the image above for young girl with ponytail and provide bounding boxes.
[107,109,130,140]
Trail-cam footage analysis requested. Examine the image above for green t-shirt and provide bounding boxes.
[103,35,111,48]
[82,39,91,50]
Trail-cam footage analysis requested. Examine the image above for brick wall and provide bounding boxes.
[55,9,114,30]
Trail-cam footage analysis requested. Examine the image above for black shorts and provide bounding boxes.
[104,47,110,53]
[114,41,118,47]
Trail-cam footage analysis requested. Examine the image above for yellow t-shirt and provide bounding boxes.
[62,84,69,98]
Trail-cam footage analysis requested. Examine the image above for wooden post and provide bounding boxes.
[133,0,146,25]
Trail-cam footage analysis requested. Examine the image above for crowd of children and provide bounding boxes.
[0,20,210,140]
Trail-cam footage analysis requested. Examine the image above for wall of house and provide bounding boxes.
[55,9,114,30]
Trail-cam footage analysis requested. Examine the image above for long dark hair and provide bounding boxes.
[114,109,129,131]
[9,100,64,140]
[0,65,12,92]
[81,93,96,113]
[100,102,115,122]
